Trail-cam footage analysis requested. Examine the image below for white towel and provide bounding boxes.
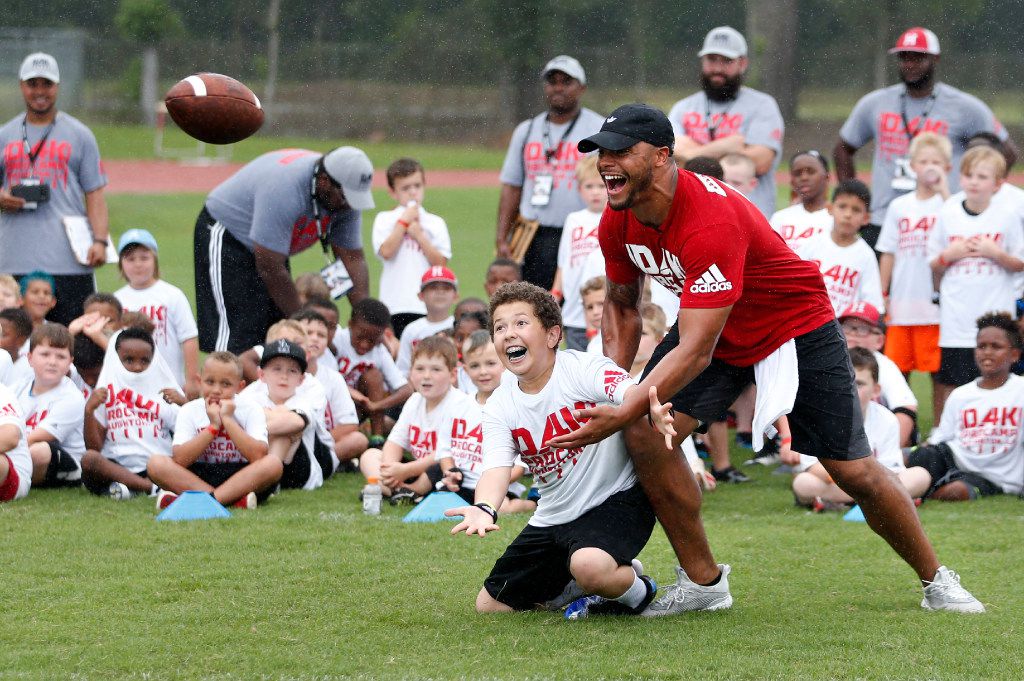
[751,339,799,452]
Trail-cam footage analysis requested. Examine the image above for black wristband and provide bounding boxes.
[93,237,109,246]
[474,502,498,523]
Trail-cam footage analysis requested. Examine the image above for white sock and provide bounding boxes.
[614,573,648,609]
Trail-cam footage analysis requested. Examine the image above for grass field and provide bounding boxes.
[5,187,1024,680]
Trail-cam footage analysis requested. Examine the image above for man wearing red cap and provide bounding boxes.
[834,27,1016,245]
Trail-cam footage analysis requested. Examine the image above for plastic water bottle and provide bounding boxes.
[362,477,382,515]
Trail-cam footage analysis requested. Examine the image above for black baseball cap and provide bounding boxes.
[260,338,308,373]
[578,104,675,154]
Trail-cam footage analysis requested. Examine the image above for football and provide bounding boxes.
[164,73,264,144]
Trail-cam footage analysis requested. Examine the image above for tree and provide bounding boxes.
[115,0,185,125]
[746,0,799,120]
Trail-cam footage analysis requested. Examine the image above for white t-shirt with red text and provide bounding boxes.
[172,395,268,466]
[926,198,1024,348]
[371,205,452,316]
[558,208,603,328]
[0,384,32,499]
[769,204,833,253]
[115,280,198,385]
[876,192,943,325]
[241,384,324,489]
[396,315,454,375]
[93,374,179,472]
[333,327,408,391]
[14,376,86,461]
[929,375,1024,494]
[482,350,637,527]
[800,234,884,315]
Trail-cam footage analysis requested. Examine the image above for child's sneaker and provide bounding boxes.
[233,492,257,510]
[565,576,657,619]
[921,566,985,613]
[389,487,418,505]
[811,496,851,513]
[712,466,750,484]
[156,490,178,510]
[108,482,132,501]
[641,564,733,616]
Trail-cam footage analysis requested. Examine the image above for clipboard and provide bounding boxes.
[63,216,118,264]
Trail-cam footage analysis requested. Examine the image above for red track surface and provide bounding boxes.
[104,159,1024,195]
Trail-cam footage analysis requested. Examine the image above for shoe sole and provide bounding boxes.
[641,593,733,617]
[920,598,985,613]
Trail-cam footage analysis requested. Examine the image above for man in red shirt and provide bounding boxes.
[549,104,983,615]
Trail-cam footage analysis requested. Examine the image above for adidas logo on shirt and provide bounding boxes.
[689,264,733,293]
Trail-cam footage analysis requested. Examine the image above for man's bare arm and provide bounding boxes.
[253,245,301,317]
[602,275,645,369]
[333,246,370,304]
[833,140,858,182]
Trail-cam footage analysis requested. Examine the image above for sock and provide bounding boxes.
[150,483,160,496]
[700,570,722,587]
[614,573,648,609]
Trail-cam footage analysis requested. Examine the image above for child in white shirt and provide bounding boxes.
[551,155,607,351]
[581,276,606,354]
[113,229,199,395]
[15,324,85,488]
[396,266,458,375]
[149,352,278,509]
[801,180,884,315]
[372,158,452,340]
[0,383,32,502]
[769,150,833,252]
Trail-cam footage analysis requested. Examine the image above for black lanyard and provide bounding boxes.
[541,111,581,163]
[21,113,57,176]
[310,167,334,260]
[704,94,736,141]
[899,90,937,140]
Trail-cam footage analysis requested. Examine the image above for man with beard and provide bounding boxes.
[495,56,604,290]
[0,53,110,326]
[548,103,986,615]
[834,27,1016,246]
[667,27,783,217]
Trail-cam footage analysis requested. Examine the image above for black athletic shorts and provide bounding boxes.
[83,459,147,496]
[643,319,871,461]
[194,206,286,354]
[281,438,335,489]
[937,347,979,387]
[390,313,425,342]
[907,442,1004,499]
[482,485,655,611]
[521,225,562,291]
[34,441,82,488]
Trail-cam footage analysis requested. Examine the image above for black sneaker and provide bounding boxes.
[564,576,658,619]
[712,466,751,483]
[389,487,418,505]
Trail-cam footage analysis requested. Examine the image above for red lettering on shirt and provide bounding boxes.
[876,112,949,160]
[3,139,72,190]
[25,409,47,430]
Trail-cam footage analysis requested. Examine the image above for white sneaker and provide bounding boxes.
[108,482,132,501]
[921,566,985,613]
[641,564,733,616]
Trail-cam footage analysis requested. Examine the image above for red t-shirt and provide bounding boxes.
[600,169,835,366]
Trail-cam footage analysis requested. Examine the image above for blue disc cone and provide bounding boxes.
[402,491,467,523]
[157,490,232,521]
[843,504,866,523]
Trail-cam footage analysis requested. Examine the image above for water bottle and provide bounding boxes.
[362,477,382,515]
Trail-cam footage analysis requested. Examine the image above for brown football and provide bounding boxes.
[164,73,264,144]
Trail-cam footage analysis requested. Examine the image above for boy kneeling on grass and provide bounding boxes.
[447,282,676,618]
[149,352,280,510]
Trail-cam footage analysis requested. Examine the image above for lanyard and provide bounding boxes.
[704,94,736,141]
[899,90,937,140]
[541,111,581,163]
[21,113,57,177]
[310,168,335,264]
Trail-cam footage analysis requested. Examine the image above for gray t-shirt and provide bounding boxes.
[0,112,107,275]
[205,149,361,256]
[840,82,1008,223]
[668,87,784,217]
[499,108,604,227]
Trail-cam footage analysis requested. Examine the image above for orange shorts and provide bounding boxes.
[884,324,940,373]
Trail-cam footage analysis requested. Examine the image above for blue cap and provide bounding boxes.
[118,228,159,254]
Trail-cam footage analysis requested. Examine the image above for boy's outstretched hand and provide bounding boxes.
[446,506,499,537]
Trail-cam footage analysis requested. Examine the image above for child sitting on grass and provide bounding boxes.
[0,307,32,385]
[68,292,122,351]
[82,327,179,500]
[0,382,32,503]
[447,282,678,619]
[19,270,56,331]
[790,347,920,511]
[396,266,458,375]
[15,324,85,488]
[149,352,279,509]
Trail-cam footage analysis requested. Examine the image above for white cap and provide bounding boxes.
[889,27,940,56]
[19,52,60,83]
[541,55,586,85]
[323,147,375,211]
[698,26,748,59]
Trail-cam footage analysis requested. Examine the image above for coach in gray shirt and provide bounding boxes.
[496,55,604,290]
[195,147,373,353]
[0,53,110,325]
[668,27,784,217]
[835,27,1016,230]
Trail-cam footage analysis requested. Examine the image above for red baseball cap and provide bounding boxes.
[889,27,940,55]
[838,302,882,328]
[421,266,458,290]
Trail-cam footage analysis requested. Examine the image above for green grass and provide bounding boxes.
[7,188,1024,679]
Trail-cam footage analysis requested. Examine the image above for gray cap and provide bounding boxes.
[698,26,747,59]
[19,52,60,83]
[541,55,586,85]
[323,146,375,211]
